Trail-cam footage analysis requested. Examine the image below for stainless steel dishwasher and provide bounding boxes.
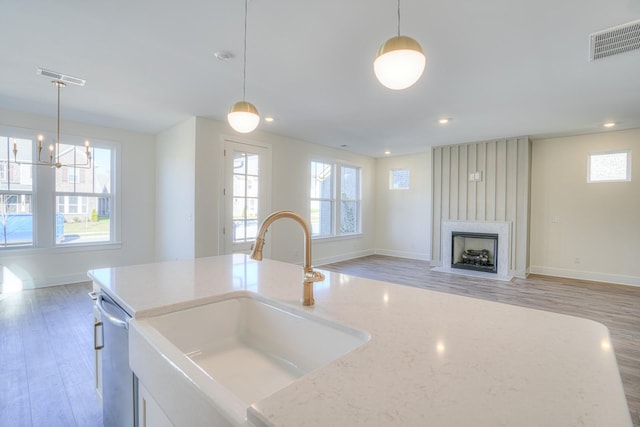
[96,292,138,427]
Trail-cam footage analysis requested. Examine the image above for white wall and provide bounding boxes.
[530,128,640,286]
[194,118,226,258]
[181,117,376,266]
[267,128,376,265]
[155,117,196,261]
[374,152,431,260]
[0,109,156,288]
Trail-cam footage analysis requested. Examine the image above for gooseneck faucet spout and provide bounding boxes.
[250,210,325,306]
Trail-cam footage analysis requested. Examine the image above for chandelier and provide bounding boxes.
[13,78,92,169]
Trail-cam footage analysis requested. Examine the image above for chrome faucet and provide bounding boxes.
[250,210,325,306]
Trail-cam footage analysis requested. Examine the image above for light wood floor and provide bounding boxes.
[1,257,638,426]
[0,282,101,427]
[322,255,640,426]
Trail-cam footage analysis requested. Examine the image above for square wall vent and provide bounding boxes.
[589,19,640,61]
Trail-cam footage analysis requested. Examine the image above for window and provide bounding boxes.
[588,150,631,183]
[55,144,114,245]
[310,161,361,237]
[1,127,118,249]
[389,168,410,189]
[0,136,34,248]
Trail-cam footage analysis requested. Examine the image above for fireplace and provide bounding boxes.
[451,232,498,274]
[438,221,511,280]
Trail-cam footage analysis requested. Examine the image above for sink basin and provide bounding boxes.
[129,294,370,426]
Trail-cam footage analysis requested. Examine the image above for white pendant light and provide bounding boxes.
[374,0,425,90]
[228,0,259,133]
[228,101,260,133]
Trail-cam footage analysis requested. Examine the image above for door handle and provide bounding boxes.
[94,321,104,350]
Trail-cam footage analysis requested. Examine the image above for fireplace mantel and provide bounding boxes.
[434,221,512,281]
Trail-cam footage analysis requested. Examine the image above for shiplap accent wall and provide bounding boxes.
[432,137,531,277]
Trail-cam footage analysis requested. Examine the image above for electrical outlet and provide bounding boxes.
[574,257,581,264]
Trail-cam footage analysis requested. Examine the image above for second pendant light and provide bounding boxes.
[374,0,426,90]
[228,0,260,133]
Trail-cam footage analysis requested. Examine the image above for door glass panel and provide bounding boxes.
[232,197,245,220]
[232,150,259,244]
[233,152,246,174]
[246,176,258,198]
[246,154,259,175]
[246,198,258,220]
[233,175,246,197]
[233,220,245,241]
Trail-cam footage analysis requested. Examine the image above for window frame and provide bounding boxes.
[587,149,632,183]
[54,140,117,247]
[310,159,362,239]
[0,125,120,252]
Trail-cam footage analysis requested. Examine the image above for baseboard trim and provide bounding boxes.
[529,266,640,288]
[0,271,90,291]
[373,249,430,261]
[315,249,375,266]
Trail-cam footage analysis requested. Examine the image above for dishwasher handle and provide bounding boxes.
[96,294,129,330]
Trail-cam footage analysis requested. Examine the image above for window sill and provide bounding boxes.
[1,241,123,256]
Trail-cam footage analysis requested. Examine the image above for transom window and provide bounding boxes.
[310,160,361,237]
[588,150,631,183]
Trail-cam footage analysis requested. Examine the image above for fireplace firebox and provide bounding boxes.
[451,232,498,274]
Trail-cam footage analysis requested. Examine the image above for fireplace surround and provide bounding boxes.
[436,221,512,280]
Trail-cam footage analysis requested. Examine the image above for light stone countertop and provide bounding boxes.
[88,254,632,427]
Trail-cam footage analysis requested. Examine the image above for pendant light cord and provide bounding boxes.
[243,0,248,101]
[397,0,401,37]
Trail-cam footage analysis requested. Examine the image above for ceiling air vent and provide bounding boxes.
[37,67,86,86]
[589,19,640,61]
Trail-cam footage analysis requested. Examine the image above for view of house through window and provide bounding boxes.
[0,136,34,248]
[310,161,361,237]
[55,144,113,245]
[1,130,117,249]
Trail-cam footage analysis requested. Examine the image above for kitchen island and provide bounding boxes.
[89,254,632,426]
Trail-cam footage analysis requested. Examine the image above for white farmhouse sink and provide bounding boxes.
[129,294,370,426]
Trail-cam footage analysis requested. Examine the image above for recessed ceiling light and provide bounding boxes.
[214,51,233,61]
[438,118,450,124]
[264,116,274,123]
[384,150,391,155]
[603,122,616,128]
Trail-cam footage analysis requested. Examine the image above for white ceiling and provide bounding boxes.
[1,0,639,157]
